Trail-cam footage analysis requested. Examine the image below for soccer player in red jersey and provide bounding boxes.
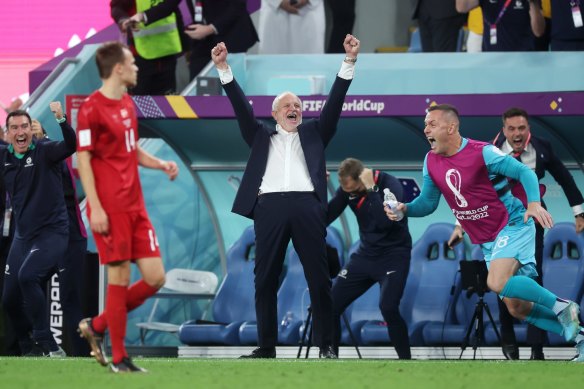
[76,41,179,373]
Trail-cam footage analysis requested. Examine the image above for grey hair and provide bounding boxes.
[272,91,301,111]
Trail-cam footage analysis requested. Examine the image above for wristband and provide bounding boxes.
[344,56,357,64]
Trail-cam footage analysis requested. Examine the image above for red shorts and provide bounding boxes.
[92,209,161,264]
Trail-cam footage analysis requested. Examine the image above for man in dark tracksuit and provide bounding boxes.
[328,158,413,359]
[32,126,89,357]
[1,103,76,355]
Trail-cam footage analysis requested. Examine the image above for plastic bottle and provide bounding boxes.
[383,188,404,221]
[280,311,294,328]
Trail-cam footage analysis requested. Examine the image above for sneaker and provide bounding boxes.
[557,301,580,342]
[23,342,49,357]
[49,346,67,358]
[571,340,584,362]
[78,318,108,366]
[110,357,148,373]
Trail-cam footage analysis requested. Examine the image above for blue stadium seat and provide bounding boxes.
[239,227,345,345]
[356,223,465,346]
[541,222,584,345]
[179,226,256,345]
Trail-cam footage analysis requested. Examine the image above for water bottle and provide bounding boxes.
[280,311,294,328]
[383,188,404,221]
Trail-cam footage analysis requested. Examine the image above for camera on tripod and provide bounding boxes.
[459,260,489,297]
[458,259,502,359]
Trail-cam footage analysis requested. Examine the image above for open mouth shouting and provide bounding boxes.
[286,111,299,124]
[427,136,436,150]
[15,134,30,153]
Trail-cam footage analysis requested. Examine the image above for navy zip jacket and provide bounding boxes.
[0,121,76,240]
[328,171,412,257]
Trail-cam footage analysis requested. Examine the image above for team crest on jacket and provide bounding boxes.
[25,157,34,167]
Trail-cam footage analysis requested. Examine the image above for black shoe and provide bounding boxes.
[110,357,147,373]
[23,342,48,357]
[530,346,545,360]
[319,345,338,359]
[502,343,519,360]
[239,347,276,359]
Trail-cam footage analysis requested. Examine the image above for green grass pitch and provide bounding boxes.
[1,357,583,389]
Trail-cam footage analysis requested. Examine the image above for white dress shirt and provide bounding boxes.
[500,140,536,170]
[500,140,584,215]
[258,125,313,193]
[216,58,355,193]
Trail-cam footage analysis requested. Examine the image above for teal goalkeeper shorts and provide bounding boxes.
[479,218,538,279]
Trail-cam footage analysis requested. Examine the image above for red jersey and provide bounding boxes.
[76,91,144,213]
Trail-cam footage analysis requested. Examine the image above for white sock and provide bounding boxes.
[552,298,570,315]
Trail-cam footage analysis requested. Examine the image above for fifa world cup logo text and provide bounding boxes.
[445,168,468,208]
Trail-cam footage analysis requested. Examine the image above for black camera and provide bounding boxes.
[459,260,489,297]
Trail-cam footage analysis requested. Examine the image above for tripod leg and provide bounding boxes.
[341,313,361,359]
[484,303,502,344]
[305,320,313,359]
[297,307,312,359]
[474,302,485,360]
[460,309,479,359]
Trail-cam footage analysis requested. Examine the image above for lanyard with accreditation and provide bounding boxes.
[571,0,584,28]
[489,0,514,45]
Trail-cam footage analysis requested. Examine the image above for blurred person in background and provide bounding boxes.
[259,0,326,54]
[412,0,467,52]
[456,0,545,51]
[326,0,356,53]
[111,0,185,95]
[184,0,258,80]
[550,0,584,50]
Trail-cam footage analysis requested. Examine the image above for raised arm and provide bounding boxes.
[529,0,545,37]
[212,42,262,147]
[319,34,359,146]
[45,101,77,162]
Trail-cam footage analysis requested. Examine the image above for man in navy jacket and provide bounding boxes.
[211,34,360,358]
[1,102,76,356]
[328,158,413,359]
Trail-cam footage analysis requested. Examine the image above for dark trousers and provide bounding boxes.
[326,0,356,53]
[57,235,89,356]
[418,14,466,52]
[0,234,19,355]
[253,192,332,348]
[332,250,411,359]
[2,232,67,350]
[189,39,214,81]
[131,55,177,95]
[499,223,547,347]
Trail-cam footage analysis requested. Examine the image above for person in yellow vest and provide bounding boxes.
[111,0,185,95]
[466,7,483,52]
